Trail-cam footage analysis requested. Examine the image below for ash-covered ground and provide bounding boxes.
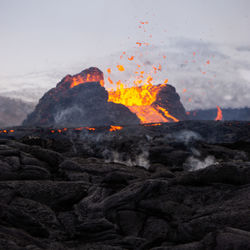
[0,121,250,249]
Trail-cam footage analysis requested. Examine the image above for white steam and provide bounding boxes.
[166,130,202,145]
[185,155,216,171]
[167,130,217,171]
[104,150,150,169]
[54,105,84,124]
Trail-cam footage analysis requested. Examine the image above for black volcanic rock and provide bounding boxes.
[152,84,187,121]
[0,121,250,249]
[23,67,140,127]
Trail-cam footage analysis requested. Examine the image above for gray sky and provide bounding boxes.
[0,0,250,109]
[1,0,249,74]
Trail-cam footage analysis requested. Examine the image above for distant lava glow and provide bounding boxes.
[109,125,123,131]
[215,106,223,121]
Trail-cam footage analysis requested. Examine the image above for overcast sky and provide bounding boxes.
[0,0,250,109]
[1,0,249,74]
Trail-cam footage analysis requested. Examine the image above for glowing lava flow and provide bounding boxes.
[69,68,104,88]
[70,75,104,88]
[108,83,160,106]
[155,105,179,122]
[109,125,123,131]
[0,129,14,133]
[215,106,223,121]
[108,82,179,123]
[74,127,96,131]
[128,105,168,123]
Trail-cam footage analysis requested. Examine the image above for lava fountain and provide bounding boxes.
[65,67,184,123]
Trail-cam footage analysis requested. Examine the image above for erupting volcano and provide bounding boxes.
[108,83,184,123]
[23,67,187,127]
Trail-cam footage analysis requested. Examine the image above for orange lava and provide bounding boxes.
[70,74,104,88]
[108,82,179,123]
[117,65,125,71]
[74,127,83,131]
[109,125,123,131]
[215,106,223,121]
[0,129,15,133]
[75,127,96,131]
[155,105,179,122]
[108,77,114,84]
[108,83,161,106]
[128,106,168,123]
[86,127,96,131]
[144,123,162,127]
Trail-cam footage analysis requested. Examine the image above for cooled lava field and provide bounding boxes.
[0,120,250,249]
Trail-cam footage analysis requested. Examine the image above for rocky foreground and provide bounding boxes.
[0,121,250,249]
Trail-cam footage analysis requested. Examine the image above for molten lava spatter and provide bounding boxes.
[101,20,183,124]
[108,83,161,106]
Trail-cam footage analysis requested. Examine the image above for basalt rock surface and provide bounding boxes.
[0,121,250,249]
